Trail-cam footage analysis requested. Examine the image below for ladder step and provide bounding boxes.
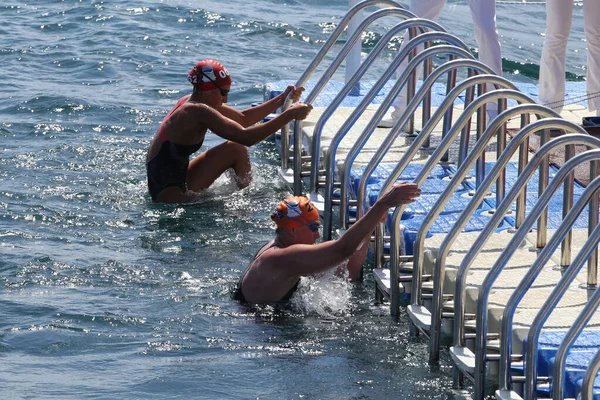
[441,311,476,320]
[511,375,549,384]
[317,178,342,188]
[381,255,414,264]
[327,198,356,206]
[288,155,312,163]
[398,274,431,282]
[300,170,324,178]
[370,235,391,242]
[486,354,522,362]
[464,332,499,340]
[422,293,453,301]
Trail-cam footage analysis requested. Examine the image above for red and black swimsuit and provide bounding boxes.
[146,96,203,202]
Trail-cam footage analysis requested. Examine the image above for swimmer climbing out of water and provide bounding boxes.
[234,182,421,304]
[146,59,313,203]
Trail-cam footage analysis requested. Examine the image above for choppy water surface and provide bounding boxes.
[0,1,589,398]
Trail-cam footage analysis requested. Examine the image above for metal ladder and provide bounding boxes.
[277,0,414,194]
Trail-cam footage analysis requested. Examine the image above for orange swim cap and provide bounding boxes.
[187,59,231,91]
[271,196,319,229]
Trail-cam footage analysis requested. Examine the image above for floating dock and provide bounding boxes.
[263,1,600,398]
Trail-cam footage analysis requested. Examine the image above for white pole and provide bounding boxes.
[346,0,362,95]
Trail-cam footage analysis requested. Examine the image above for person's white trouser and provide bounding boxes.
[539,0,600,113]
[389,0,502,113]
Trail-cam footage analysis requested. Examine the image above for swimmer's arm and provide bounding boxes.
[217,86,304,127]
[269,184,421,279]
[267,203,392,278]
[199,103,312,146]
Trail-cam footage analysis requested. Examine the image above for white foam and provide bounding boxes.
[290,264,353,318]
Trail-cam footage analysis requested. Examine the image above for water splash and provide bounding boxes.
[290,264,353,318]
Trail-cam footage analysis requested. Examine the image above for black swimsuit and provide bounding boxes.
[146,139,202,202]
[146,95,204,202]
[234,242,301,304]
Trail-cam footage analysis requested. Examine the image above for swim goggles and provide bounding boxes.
[195,67,230,97]
[289,215,320,232]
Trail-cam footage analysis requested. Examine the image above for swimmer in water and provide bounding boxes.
[234,183,421,304]
[146,59,313,203]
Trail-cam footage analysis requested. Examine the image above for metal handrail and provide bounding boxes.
[408,106,550,387]
[291,7,417,195]
[397,94,542,364]
[319,41,473,241]
[377,93,531,317]
[405,112,563,371]
[307,16,440,194]
[336,54,482,237]
[443,130,598,398]
[580,345,600,399]
[492,149,600,398]
[448,124,589,327]
[525,185,600,399]
[430,126,592,398]
[504,164,600,399]
[399,106,554,351]
[417,106,559,337]
[285,5,415,195]
[369,76,518,277]
[352,61,494,311]
[471,135,599,399]
[307,27,451,240]
[389,91,522,320]
[362,76,517,218]
[280,0,407,170]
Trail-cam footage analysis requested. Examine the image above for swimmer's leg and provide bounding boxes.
[187,141,251,191]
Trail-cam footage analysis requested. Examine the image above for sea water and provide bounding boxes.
[0,1,589,398]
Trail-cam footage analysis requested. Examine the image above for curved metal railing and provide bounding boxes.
[402,105,558,325]
[302,26,451,239]
[432,119,586,362]
[367,76,518,279]
[521,179,600,398]
[334,53,484,237]
[488,150,600,399]
[293,7,418,193]
[432,121,595,398]
[373,90,530,317]
[280,2,414,194]
[306,19,450,194]
[318,40,474,240]
[553,310,600,399]
[456,132,596,398]
[579,336,600,399]
[280,0,407,170]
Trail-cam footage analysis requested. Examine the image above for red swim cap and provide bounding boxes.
[271,196,320,229]
[187,59,231,91]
